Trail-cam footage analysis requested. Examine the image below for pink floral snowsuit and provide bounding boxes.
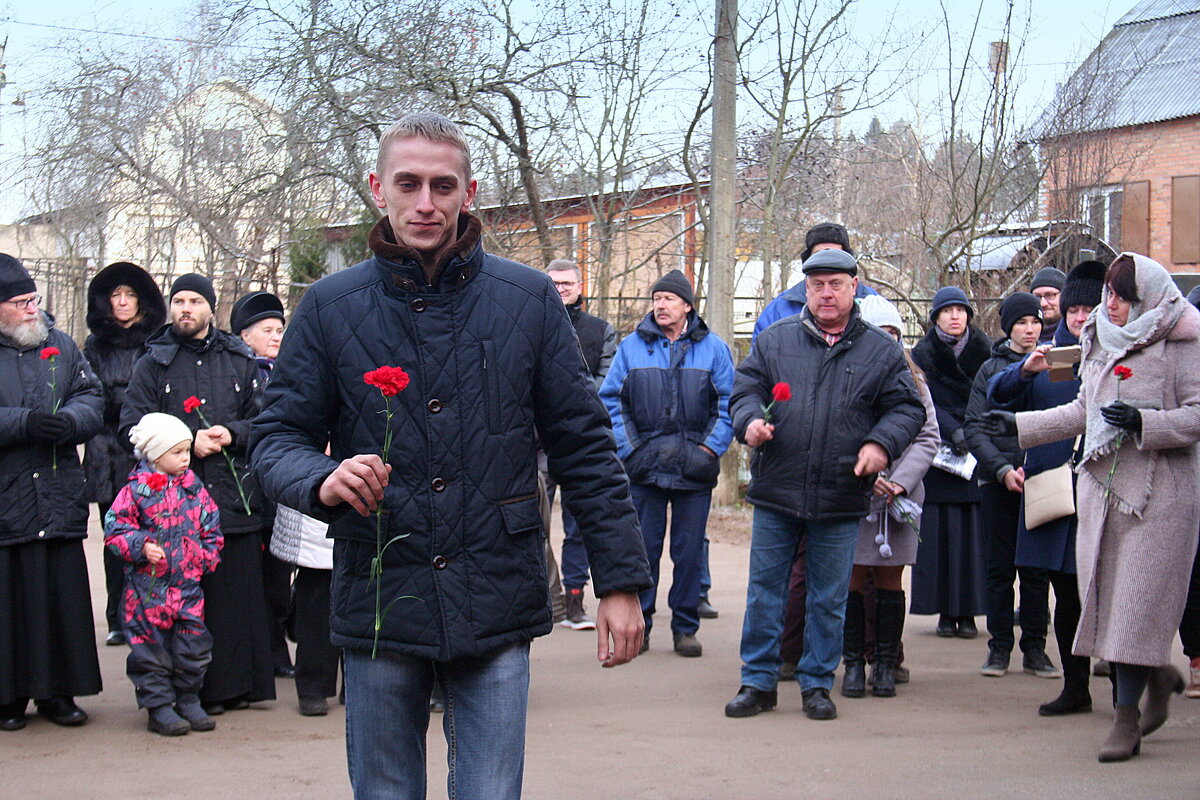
[104,464,222,709]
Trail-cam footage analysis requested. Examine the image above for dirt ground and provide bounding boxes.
[2,504,1198,800]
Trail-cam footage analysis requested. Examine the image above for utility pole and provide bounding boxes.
[710,0,737,505]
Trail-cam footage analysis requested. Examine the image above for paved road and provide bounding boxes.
[2,509,1198,799]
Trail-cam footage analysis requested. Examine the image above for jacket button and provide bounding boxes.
[431,477,446,492]
[37,530,45,537]
[427,399,442,414]
[432,555,448,569]
[32,472,38,479]
[197,360,203,366]
[411,299,426,312]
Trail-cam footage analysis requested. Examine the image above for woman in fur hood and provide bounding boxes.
[989,252,1200,762]
[83,261,166,645]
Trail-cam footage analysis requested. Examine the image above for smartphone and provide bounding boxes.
[1046,345,1081,382]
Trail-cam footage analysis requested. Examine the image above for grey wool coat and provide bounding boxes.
[1017,257,1200,666]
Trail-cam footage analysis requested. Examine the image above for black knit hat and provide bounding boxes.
[801,248,858,276]
[1058,260,1107,317]
[1030,266,1066,292]
[650,269,694,307]
[801,222,854,261]
[0,253,37,302]
[230,290,285,335]
[999,292,1042,338]
[1187,284,1200,310]
[929,286,973,323]
[169,273,217,309]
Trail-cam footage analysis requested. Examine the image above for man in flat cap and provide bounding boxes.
[0,253,104,731]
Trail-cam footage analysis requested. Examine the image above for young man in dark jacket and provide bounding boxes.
[0,254,104,731]
[251,112,650,800]
[723,248,925,722]
[963,292,1056,679]
[600,269,733,658]
[120,274,276,714]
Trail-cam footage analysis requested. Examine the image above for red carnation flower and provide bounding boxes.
[146,473,168,491]
[39,346,60,360]
[364,366,411,397]
[1113,365,1133,381]
[772,382,792,402]
[183,396,202,414]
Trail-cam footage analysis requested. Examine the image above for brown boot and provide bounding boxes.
[1140,665,1184,736]
[1098,705,1142,762]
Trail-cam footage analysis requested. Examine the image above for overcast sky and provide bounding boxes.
[0,0,1128,223]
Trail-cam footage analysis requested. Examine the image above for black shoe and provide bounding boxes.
[955,617,978,639]
[274,664,296,679]
[105,629,126,646]
[697,596,719,619]
[0,701,26,731]
[202,702,225,716]
[640,632,650,655]
[724,686,777,718]
[980,647,1010,677]
[299,697,329,717]
[1039,688,1093,716]
[1093,659,1111,677]
[801,687,837,720]
[936,614,957,637]
[1023,649,1062,679]
[673,632,702,657]
[147,706,190,737]
[894,665,910,684]
[35,696,87,727]
[841,662,866,698]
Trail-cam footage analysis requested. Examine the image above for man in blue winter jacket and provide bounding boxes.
[251,112,651,800]
[600,269,733,658]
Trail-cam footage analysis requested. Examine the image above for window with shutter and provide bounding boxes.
[1172,176,1200,264]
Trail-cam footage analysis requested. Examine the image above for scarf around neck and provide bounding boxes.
[935,325,968,358]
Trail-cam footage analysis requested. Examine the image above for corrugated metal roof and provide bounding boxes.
[1116,0,1200,26]
[1036,4,1200,137]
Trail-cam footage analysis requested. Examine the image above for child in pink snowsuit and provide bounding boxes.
[105,412,222,736]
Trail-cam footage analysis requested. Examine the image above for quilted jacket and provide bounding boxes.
[119,325,267,535]
[732,306,925,521]
[251,214,651,660]
[0,315,103,546]
[600,311,733,491]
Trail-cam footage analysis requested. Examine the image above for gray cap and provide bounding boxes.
[801,249,857,276]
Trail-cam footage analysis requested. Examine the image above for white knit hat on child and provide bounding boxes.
[129,412,193,463]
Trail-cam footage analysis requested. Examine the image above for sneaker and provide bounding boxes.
[1187,657,1200,699]
[697,596,719,619]
[801,687,837,720]
[980,647,1010,677]
[673,632,702,657]
[1023,649,1063,679]
[560,587,596,630]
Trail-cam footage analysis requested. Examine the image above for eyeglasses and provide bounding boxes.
[5,295,41,310]
[553,281,579,289]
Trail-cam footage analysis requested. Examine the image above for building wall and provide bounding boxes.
[1041,115,1200,271]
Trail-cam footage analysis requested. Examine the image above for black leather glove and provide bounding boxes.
[1101,401,1142,433]
[980,410,1018,437]
[949,426,969,456]
[26,411,71,442]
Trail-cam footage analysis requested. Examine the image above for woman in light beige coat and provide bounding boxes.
[990,253,1200,763]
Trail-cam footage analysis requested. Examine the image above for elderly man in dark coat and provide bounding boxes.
[0,254,104,731]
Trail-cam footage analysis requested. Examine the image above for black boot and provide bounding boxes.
[871,589,906,698]
[841,591,866,698]
[1039,654,1092,716]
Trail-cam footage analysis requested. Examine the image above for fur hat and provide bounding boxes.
[129,412,193,464]
[0,253,36,302]
[999,292,1042,338]
[802,248,858,276]
[230,291,285,335]
[858,294,903,332]
[169,273,217,309]
[929,286,973,323]
[650,269,694,307]
[1030,266,1066,293]
[800,222,854,261]
[1059,260,1107,316]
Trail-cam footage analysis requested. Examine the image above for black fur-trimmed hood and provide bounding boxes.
[85,262,167,348]
[912,323,992,403]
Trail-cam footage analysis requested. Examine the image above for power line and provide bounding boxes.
[3,18,262,49]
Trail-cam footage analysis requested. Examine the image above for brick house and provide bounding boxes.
[1038,0,1200,272]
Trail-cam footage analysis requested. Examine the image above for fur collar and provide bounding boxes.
[913,324,992,401]
[85,262,167,348]
[368,213,483,291]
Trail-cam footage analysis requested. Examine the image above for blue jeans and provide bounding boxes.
[344,642,530,800]
[630,484,710,636]
[738,507,859,693]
